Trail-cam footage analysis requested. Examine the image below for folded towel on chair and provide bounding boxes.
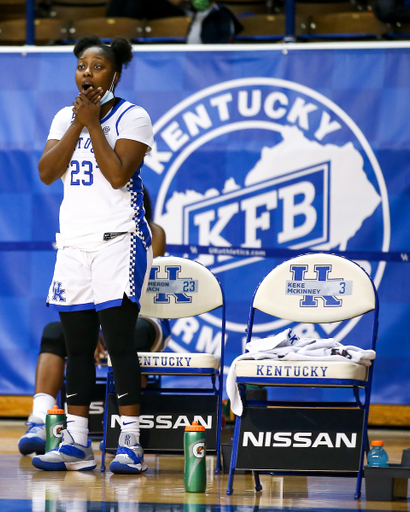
[227,328,376,416]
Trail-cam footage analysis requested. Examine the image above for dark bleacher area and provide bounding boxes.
[0,0,409,45]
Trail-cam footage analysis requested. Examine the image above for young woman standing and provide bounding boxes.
[33,36,154,475]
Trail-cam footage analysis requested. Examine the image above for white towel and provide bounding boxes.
[226,328,376,416]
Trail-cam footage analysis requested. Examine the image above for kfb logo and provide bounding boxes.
[144,78,389,361]
[146,264,198,304]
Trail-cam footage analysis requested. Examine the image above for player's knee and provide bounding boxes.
[39,322,66,359]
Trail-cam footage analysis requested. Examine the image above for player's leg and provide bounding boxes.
[93,233,152,474]
[32,309,100,471]
[99,295,146,474]
[134,318,157,352]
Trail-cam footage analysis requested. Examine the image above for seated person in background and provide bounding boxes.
[373,0,410,23]
[18,188,170,456]
[106,0,189,19]
[186,0,243,44]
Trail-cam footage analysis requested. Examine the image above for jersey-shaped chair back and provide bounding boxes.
[101,256,226,473]
[227,253,378,499]
[253,252,376,324]
[140,256,224,319]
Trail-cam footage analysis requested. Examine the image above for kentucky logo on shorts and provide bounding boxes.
[52,281,66,302]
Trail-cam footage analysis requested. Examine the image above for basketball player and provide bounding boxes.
[32,36,154,474]
[19,192,170,458]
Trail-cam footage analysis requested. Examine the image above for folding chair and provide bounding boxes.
[234,14,310,41]
[142,16,191,43]
[48,0,108,20]
[68,17,145,42]
[305,11,388,40]
[226,253,378,499]
[101,255,226,472]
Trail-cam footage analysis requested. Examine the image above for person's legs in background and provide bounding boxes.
[18,322,66,456]
[134,318,156,388]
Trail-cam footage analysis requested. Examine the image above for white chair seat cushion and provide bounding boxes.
[138,352,220,373]
[235,359,368,383]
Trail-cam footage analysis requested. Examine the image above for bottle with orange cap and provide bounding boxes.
[45,404,66,452]
[184,421,206,492]
[367,440,389,467]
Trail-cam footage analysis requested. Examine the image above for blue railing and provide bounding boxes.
[285,0,296,42]
[26,0,35,45]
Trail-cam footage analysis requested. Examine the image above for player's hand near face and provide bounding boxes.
[72,86,103,128]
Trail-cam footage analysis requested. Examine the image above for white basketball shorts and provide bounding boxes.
[47,233,153,312]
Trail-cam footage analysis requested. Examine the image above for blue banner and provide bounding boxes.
[0,44,409,404]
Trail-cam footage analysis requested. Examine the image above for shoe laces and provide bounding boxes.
[116,444,143,464]
[25,421,45,434]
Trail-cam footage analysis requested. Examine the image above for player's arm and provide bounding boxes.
[150,222,167,258]
[38,87,103,185]
[87,129,148,190]
[76,100,150,189]
[38,125,83,185]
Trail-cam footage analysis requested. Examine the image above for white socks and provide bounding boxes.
[66,414,89,446]
[121,415,140,443]
[32,393,56,423]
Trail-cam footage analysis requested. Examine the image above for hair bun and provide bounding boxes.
[110,37,133,68]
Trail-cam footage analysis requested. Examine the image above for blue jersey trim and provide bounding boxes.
[95,298,123,311]
[100,98,126,124]
[116,105,138,136]
[127,178,152,249]
[47,302,95,312]
[96,295,141,311]
[128,294,141,310]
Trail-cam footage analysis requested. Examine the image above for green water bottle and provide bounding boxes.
[46,405,66,452]
[184,421,206,493]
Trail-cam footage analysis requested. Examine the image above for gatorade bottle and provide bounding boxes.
[367,440,389,467]
[184,421,206,492]
[45,405,66,452]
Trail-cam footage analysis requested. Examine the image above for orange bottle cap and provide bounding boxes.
[47,404,65,415]
[185,421,205,432]
[371,440,384,446]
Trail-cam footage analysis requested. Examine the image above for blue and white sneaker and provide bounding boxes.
[109,433,147,474]
[18,415,46,456]
[32,430,96,471]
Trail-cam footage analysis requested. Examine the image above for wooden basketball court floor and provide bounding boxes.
[1,420,410,511]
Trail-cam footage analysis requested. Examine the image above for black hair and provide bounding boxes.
[73,36,133,74]
[142,187,153,223]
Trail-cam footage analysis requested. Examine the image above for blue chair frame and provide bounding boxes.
[226,253,379,499]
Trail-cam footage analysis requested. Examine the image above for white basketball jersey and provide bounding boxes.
[47,99,154,251]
